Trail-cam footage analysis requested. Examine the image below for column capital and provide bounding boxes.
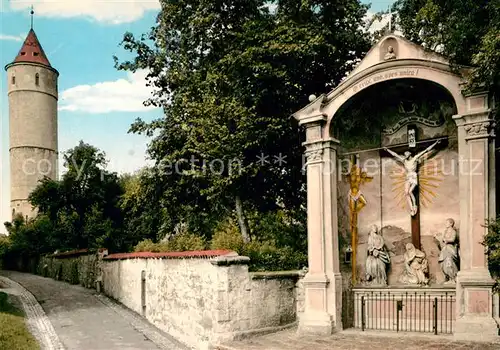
[303,138,340,163]
[453,111,495,141]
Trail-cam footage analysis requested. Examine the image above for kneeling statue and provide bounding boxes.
[399,243,429,285]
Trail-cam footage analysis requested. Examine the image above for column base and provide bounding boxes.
[454,316,499,342]
[297,272,342,335]
[297,311,336,335]
[454,269,499,342]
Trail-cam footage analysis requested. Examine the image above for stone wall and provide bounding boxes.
[101,251,302,349]
[249,272,302,330]
[37,249,107,288]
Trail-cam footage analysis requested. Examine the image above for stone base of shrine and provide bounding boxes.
[454,315,498,342]
[297,311,335,335]
[453,270,499,342]
[296,272,343,335]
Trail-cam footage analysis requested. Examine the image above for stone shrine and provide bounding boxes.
[293,34,498,340]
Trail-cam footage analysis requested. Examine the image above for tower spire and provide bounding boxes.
[30,5,34,30]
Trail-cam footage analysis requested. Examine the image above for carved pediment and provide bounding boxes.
[348,35,450,78]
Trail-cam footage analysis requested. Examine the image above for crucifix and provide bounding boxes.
[346,155,373,282]
[384,127,440,249]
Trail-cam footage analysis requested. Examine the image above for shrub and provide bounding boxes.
[134,233,207,253]
[250,210,307,253]
[210,219,245,254]
[134,239,168,252]
[485,219,500,291]
[132,213,308,272]
[0,236,11,269]
[69,260,79,285]
[243,240,307,272]
[168,232,207,251]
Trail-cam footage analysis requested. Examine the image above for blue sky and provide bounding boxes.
[0,0,393,228]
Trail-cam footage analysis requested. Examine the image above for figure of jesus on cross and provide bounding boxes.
[384,140,441,216]
[346,155,373,282]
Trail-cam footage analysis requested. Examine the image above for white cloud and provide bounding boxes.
[59,70,157,114]
[0,33,24,42]
[9,0,160,25]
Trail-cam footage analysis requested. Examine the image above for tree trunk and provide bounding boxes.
[235,196,250,243]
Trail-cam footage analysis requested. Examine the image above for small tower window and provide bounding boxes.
[33,52,39,56]
[35,73,40,86]
[11,75,15,84]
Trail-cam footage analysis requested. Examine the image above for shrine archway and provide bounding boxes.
[292,34,497,340]
[332,78,458,285]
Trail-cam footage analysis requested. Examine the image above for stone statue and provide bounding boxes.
[384,140,440,216]
[384,46,396,60]
[434,218,459,283]
[347,162,373,237]
[365,225,390,285]
[399,243,429,285]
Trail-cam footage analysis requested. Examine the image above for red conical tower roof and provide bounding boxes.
[12,29,51,67]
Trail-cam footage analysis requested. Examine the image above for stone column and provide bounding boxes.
[298,118,342,335]
[453,92,498,341]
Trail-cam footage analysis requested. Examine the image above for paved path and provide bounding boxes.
[1,271,189,350]
[0,275,64,349]
[217,328,500,350]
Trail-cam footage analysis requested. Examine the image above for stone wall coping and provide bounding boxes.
[210,254,250,266]
[104,249,237,261]
[250,271,302,280]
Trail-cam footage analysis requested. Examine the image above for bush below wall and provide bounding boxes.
[36,249,107,289]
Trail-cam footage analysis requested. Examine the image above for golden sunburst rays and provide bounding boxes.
[389,156,444,211]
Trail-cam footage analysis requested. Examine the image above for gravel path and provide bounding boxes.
[1,271,189,350]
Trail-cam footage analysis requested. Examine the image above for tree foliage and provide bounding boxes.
[485,219,500,291]
[394,0,500,281]
[27,141,126,251]
[115,0,371,237]
[2,141,138,264]
[394,0,500,98]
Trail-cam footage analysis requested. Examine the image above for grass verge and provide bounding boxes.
[0,291,40,349]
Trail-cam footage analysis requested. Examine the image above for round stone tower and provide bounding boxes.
[5,29,58,220]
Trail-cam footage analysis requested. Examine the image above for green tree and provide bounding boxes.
[119,169,170,244]
[29,141,126,251]
[394,0,500,99]
[2,214,56,271]
[115,0,371,239]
